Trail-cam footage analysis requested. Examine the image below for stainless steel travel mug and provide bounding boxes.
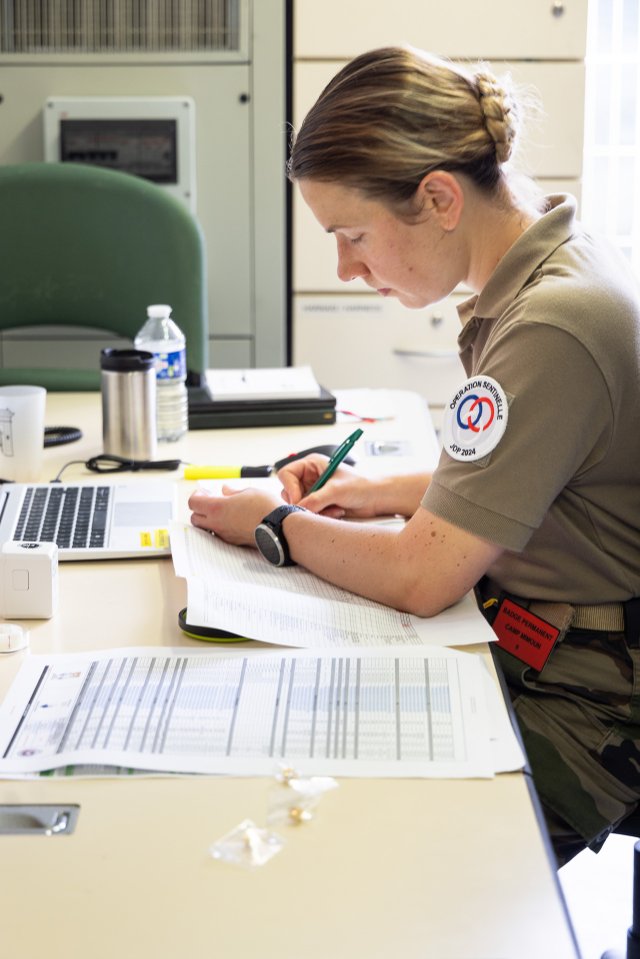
[100,349,157,460]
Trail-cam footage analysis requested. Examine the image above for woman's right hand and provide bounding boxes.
[277,454,381,519]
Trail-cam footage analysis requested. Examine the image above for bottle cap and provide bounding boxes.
[147,304,173,319]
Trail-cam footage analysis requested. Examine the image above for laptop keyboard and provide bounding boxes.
[13,486,112,550]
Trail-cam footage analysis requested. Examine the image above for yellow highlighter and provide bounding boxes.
[184,464,273,480]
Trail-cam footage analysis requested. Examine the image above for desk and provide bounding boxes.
[0,391,580,959]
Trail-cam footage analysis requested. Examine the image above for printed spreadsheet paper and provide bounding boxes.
[170,523,495,649]
[0,645,505,779]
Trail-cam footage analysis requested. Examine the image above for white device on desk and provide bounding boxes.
[0,482,175,561]
[0,541,58,619]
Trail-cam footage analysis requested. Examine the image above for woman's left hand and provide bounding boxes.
[188,486,282,546]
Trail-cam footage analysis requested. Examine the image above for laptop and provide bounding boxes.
[0,481,175,561]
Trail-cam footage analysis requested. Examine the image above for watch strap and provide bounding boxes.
[255,504,305,566]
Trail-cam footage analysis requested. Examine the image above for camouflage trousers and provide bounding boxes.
[491,623,640,867]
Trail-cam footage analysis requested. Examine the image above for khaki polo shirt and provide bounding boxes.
[422,195,640,603]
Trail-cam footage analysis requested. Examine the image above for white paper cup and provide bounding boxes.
[0,386,46,482]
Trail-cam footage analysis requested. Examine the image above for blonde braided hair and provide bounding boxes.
[474,68,518,165]
[289,46,534,216]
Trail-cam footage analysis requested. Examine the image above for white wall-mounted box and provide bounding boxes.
[44,95,197,214]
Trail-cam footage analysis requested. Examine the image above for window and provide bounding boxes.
[582,0,640,277]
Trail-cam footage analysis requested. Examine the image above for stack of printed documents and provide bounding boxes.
[0,524,524,780]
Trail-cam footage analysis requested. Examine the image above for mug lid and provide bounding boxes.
[100,348,155,372]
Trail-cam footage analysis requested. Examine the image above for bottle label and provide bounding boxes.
[152,348,186,381]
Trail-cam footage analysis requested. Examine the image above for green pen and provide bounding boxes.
[309,428,364,492]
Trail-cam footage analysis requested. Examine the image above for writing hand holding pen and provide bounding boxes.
[187,428,373,533]
[278,428,384,520]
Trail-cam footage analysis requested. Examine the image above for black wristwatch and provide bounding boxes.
[254,504,306,567]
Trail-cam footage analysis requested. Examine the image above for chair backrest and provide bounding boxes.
[0,162,208,389]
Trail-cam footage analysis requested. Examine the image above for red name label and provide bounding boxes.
[492,598,559,671]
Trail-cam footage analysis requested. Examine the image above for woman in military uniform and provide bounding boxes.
[189,46,640,865]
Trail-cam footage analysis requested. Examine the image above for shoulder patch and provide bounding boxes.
[442,376,508,462]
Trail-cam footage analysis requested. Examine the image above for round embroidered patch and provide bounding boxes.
[442,376,508,462]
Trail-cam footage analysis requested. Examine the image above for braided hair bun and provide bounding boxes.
[475,69,519,164]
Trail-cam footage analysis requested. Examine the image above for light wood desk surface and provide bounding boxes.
[0,391,580,959]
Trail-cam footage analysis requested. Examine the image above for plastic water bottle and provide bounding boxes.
[134,304,188,442]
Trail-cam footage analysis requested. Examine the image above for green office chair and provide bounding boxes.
[0,162,208,390]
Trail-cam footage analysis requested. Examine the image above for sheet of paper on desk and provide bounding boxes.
[205,365,322,401]
[479,660,527,774]
[170,523,496,649]
[0,645,514,779]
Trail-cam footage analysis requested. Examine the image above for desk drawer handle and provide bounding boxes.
[0,804,80,835]
[392,348,458,358]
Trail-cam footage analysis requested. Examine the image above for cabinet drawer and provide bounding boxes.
[293,293,465,407]
[209,338,253,368]
[294,0,587,60]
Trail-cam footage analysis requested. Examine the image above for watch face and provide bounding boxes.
[255,523,285,566]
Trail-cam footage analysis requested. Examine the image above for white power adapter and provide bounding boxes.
[0,541,59,619]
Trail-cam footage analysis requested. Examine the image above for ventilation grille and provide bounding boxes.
[0,0,242,55]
